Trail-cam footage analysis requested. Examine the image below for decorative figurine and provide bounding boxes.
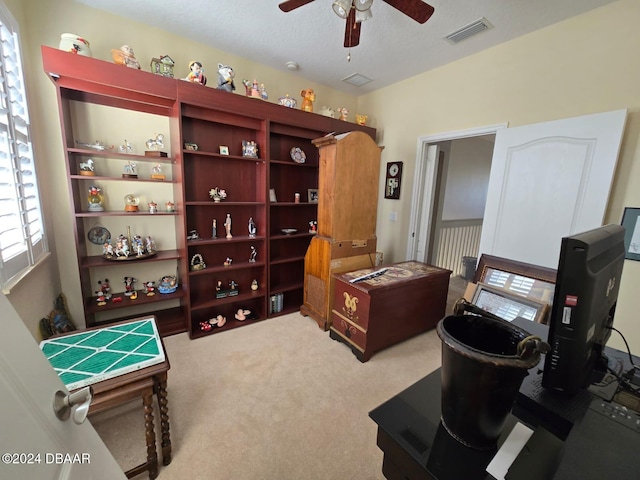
[338,107,349,121]
[209,187,227,202]
[122,160,137,178]
[184,60,207,85]
[356,114,368,126]
[88,185,104,212]
[166,201,175,212]
[124,194,140,212]
[143,281,156,296]
[278,94,297,109]
[151,163,165,180]
[133,235,145,256]
[249,245,257,263]
[79,158,95,176]
[119,139,134,154]
[59,33,92,57]
[145,235,155,254]
[242,140,258,158]
[212,219,217,238]
[158,275,177,294]
[123,276,136,296]
[251,279,259,291]
[111,45,141,69]
[150,55,175,77]
[184,142,198,151]
[190,253,206,271]
[309,220,318,234]
[228,280,238,296]
[216,63,236,92]
[241,79,268,99]
[148,201,157,214]
[187,229,200,240]
[76,139,113,151]
[223,257,233,266]
[320,106,335,118]
[145,133,167,158]
[225,213,232,239]
[97,279,111,299]
[300,89,315,112]
[215,280,226,298]
[248,217,256,237]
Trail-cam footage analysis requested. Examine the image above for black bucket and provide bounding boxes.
[436,315,541,450]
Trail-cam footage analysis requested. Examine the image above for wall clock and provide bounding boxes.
[384,161,403,200]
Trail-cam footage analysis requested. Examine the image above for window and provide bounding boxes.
[0,5,47,290]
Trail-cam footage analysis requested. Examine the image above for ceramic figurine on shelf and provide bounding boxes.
[356,114,368,126]
[152,163,165,181]
[320,106,335,118]
[165,201,175,212]
[216,63,236,92]
[144,281,156,296]
[87,185,104,212]
[300,89,315,112]
[148,201,157,214]
[338,107,349,121]
[119,139,134,154]
[123,276,136,296]
[150,55,175,77]
[145,235,155,253]
[259,83,268,100]
[158,275,177,294]
[223,257,232,266]
[278,94,297,108]
[309,220,318,234]
[79,158,95,176]
[249,245,257,263]
[251,279,259,291]
[184,61,207,85]
[212,219,217,238]
[225,213,232,239]
[248,217,256,237]
[111,45,141,69]
[97,279,111,300]
[209,187,227,202]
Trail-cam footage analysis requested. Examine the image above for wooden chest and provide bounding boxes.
[330,261,451,362]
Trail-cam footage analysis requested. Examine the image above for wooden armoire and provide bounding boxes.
[300,131,383,330]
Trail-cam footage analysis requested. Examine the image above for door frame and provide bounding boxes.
[406,123,508,261]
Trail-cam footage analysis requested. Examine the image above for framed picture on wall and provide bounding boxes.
[621,207,640,261]
[384,161,403,199]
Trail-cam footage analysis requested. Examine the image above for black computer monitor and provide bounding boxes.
[542,224,626,395]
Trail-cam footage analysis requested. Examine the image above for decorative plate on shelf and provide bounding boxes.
[281,228,298,235]
[290,147,306,164]
[87,225,111,245]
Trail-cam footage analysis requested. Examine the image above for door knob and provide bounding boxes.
[53,387,93,424]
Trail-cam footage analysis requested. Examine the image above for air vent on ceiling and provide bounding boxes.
[342,73,373,87]
[445,17,493,44]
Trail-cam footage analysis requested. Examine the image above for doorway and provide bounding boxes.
[406,124,506,277]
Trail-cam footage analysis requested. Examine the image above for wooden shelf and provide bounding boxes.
[43,43,376,339]
[85,289,185,315]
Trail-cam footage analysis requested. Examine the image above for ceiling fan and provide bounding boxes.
[279,0,435,48]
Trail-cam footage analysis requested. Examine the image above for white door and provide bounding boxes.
[0,293,126,480]
[414,144,440,262]
[477,109,627,269]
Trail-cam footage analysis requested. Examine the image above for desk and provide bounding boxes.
[40,317,172,479]
[369,319,640,480]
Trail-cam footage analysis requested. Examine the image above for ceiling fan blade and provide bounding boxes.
[382,0,435,24]
[344,8,361,48]
[279,0,316,13]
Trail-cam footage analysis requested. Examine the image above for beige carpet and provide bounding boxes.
[91,312,444,479]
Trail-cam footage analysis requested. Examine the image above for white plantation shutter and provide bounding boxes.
[0,5,47,288]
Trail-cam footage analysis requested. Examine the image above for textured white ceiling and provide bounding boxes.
[73,0,617,95]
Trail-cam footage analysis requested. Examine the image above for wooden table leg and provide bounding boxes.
[143,390,159,480]
[155,375,172,466]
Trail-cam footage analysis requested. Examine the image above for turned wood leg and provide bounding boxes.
[155,376,172,466]
[142,391,159,480]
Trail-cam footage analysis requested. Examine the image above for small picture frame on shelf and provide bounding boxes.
[269,188,277,203]
[308,188,319,203]
[219,145,229,155]
[621,207,640,261]
[242,140,258,158]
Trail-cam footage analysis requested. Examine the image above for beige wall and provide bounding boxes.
[359,0,640,352]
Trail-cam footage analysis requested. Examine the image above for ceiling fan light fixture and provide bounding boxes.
[354,0,373,11]
[355,7,372,23]
[332,0,352,19]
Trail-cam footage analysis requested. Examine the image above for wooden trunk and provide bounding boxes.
[330,261,452,362]
[301,131,383,329]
